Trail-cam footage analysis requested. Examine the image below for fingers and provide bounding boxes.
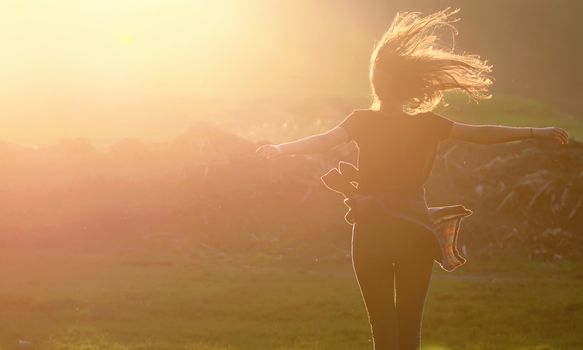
[538,127,570,145]
[552,127,569,144]
[255,145,271,158]
[559,128,569,144]
[255,145,267,156]
[255,144,282,159]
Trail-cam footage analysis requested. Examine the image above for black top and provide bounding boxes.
[337,109,454,195]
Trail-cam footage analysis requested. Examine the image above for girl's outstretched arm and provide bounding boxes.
[255,126,349,159]
[449,122,570,145]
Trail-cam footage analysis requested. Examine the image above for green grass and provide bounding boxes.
[0,249,582,349]
[438,93,583,141]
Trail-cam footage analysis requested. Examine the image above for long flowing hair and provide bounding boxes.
[370,8,493,114]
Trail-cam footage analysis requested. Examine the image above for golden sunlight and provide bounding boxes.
[0,0,375,146]
[1,2,580,349]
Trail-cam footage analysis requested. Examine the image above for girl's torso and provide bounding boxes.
[338,109,454,195]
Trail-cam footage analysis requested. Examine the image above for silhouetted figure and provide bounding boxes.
[257,8,569,350]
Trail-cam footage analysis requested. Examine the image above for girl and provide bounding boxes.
[256,8,569,350]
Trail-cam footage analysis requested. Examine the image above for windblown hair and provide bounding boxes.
[370,8,493,114]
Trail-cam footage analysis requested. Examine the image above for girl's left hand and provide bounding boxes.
[255,144,284,159]
[533,127,570,144]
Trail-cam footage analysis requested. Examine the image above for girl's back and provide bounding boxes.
[340,109,453,194]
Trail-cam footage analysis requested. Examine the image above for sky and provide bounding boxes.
[1,0,580,146]
[1,0,388,145]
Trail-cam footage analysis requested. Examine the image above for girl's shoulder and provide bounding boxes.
[349,108,385,122]
[350,108,376,117]
[340,108,376,125]
[337,109,379,141]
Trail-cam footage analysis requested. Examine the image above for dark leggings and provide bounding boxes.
[351,216,436,350]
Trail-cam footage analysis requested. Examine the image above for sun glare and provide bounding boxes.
[0,0,256,145]
[0,0,371,146]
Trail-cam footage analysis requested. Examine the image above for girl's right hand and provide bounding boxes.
[255,144,285,159]
[533,127,570,144]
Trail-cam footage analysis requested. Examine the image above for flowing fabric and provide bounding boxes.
[322,161,472,272]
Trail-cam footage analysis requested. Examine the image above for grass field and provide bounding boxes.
[1,247,582,350]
